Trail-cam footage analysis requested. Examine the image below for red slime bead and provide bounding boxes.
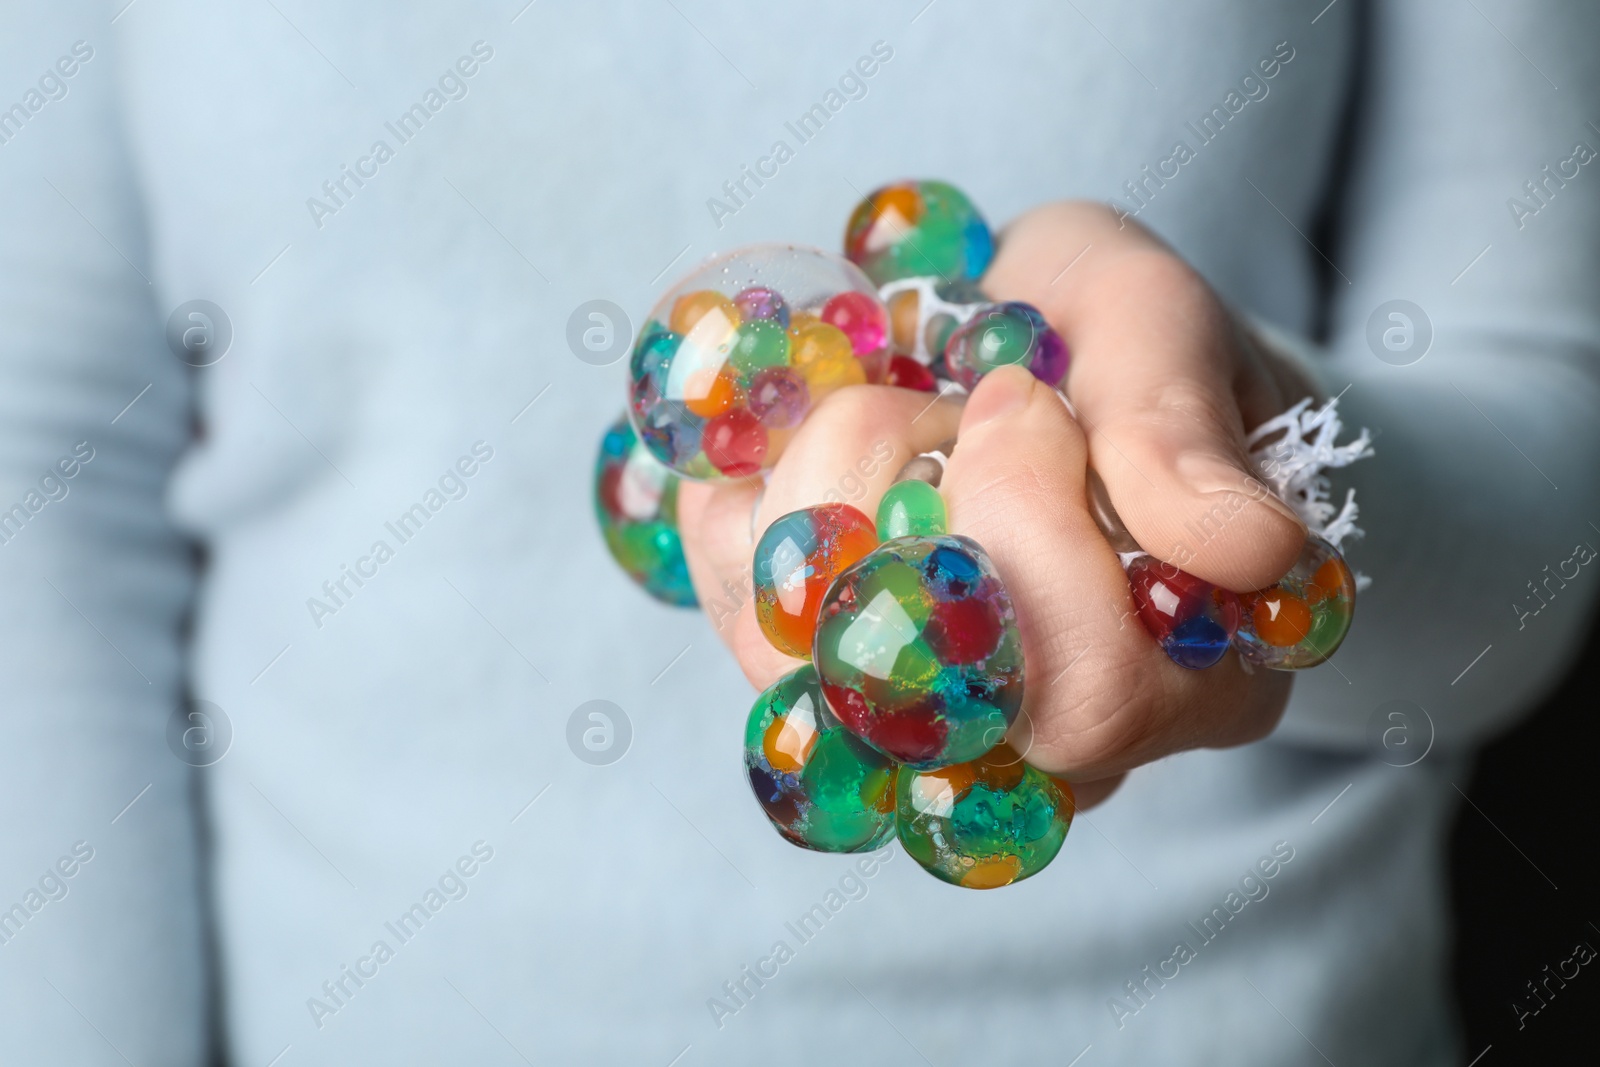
[704,408,768,477]
[823,681,871,735]
[925,596,1003,665]
[864,704,949,765]
[886,355,937,392]
[1127,558,1239,643]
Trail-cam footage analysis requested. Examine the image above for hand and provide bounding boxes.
[677,201,1317,809]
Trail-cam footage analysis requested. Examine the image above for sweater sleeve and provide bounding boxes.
[0,7,206,1064]
[1274,0,1600,751]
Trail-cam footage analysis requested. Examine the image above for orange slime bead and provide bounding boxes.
[1252,593,1313,647]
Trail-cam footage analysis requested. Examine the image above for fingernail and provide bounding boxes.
[962,367,1037,433]
[1175,452,1306,528]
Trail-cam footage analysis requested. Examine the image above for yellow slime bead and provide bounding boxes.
[787,311,821,338]
[792,322,865,389]
[670,289,741,336]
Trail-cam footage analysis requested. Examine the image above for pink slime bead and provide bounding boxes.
[820,291,888,357]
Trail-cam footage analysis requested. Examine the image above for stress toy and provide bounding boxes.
[883,277,986,369]
[885,353,939,392]
[1087,463,1360,672]
[593,415,697,607]
[1086,470,1240,670]
[875,478,947,539]
[628,245,890,480]
[844,179,994,286]
[1233,533,1356,669]
[896,742,1075,889]
[741,449,1070,888]
[597,178,1372,889]
[753,503,879,659]
[1125,555,1242,671]
[944,301,1071,391]
[744,664,899,853]
[812,534,1025,769]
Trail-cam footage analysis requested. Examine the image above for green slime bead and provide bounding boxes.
[966,311,1033,371]
[594,415,696,607]
[896,745,1074,890]
[730,319,791,375]
[804,732,881,813]
[743,664,898,853]
[876,480,948,539]
[1306,597,1352,660]
[857,559,934,626]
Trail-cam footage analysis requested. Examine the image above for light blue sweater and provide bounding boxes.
[3,2,1598,1064]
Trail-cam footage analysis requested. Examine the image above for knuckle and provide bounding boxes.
[808,382,892,428]
[1020,199,1150,245]
[1023,647,1164,772]
[1105,247,1211,307]
[1098,381,1238,452]
[1208,674,1291,748]
[957,459,1054,528]
[797,387,896,459]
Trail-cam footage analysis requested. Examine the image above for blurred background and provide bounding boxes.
[1452,616,1599,1060]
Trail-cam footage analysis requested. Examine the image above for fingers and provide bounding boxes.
[679,385,964,690]
[1071,774,1125,812]
[941,367,1291,782]
[753,386,963,533]
[680,199,1308,788]
[677,477,798,686]
[981,202,1306,591]
[940,366,1111,688]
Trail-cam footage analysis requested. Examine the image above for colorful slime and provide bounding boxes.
[629,246,889,481]
[845,180,994,287]
[1234,534,1356,669]
[754,504,880,659]
[896,742,1074,889]
[593,416,696,607]
[744,664,899,853]
[814,535,1025,770]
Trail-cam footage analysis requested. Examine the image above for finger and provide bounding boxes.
[1071,774,1125,812]
[677,478,801,687]
[981,203,1305,591]
[754,385,963,532]
[1232,316,1318,430]
[942,366,1290,781]
[731,386,961,690]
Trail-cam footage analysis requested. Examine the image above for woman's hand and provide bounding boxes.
[677,201,1318,809]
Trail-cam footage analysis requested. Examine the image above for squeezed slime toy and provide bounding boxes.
[743,447,1074,887]
[630,245,889,480]
[594,179,1370,887]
